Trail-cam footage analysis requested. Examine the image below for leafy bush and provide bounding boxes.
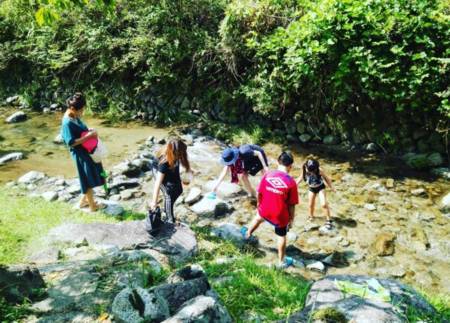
[0,0,448,154]
[221,0,449,151]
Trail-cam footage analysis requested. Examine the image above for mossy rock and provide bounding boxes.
[312,307,347,323]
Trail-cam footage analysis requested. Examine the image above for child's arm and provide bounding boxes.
[296,166,305,185]
[254,150,269,173]
[212,166,229,193]
[320,170,336,192]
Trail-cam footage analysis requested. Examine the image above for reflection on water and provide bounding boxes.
[0,108,169,183]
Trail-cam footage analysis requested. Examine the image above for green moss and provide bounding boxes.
[312,307,347,322]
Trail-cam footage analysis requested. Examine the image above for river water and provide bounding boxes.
[0,108,170,183]
[1,107,449,295]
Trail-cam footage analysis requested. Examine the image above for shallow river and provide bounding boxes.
[1,107,449,295]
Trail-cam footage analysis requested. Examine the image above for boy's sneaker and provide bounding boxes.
[240,226,249,239]
[276,256,305,270]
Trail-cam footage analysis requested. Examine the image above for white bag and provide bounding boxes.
[91,139,108,163]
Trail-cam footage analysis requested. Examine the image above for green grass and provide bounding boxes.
[190,226,311,322]
[406,291,450,322]
[0,188,117,264]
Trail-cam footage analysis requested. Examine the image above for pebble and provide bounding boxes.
[411,188,426,197]
[364,203,377,211]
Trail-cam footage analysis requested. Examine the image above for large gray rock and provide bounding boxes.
[211,223,257,246]
[109,177,141,190]
[42,191,58,202]
[167,265,206,284]
[113,161,141,178]
[44,221,151,250]
[0,265,46,303]
[152,277,210,313]
[190,197,232,217]
[148,224,198,265]
[203,181,243,198]
[281,275,436,323]
[6,111,27,123]
[39,221,197,265]
[184,187,202,205]
[163,295,232,323]
[112,287,170,323]
[18,171,46,184]
[95,199,125,216]
[0,152,24,165]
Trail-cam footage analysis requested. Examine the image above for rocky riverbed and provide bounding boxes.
[5,130,450,298]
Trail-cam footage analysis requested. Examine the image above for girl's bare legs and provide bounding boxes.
[79,194,88,208]
[240,173,256,198]
[318,189,331,221]
[85,188,97,212]
[308,191,317,219]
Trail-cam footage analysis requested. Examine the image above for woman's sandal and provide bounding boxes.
[324,220,334,230]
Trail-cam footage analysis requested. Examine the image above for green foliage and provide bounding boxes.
[0,0,448,153]
[204,256,310,321]
[406,290,450,322]
[0,297,31,322]
[0,188,116,264]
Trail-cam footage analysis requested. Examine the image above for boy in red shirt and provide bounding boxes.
[242,151,299,269]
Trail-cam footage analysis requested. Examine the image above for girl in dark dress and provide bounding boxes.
[149,138,192,224]
[61,93,105,212]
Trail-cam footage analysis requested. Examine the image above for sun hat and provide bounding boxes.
[220,147,239,166]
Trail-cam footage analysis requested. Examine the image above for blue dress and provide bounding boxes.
[61,116,105,194]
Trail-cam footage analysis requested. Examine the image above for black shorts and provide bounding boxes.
[260,215,288,236]
[274,226,288,237]
[309,183,325,194]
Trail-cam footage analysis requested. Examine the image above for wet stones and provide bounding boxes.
[6,111,27,123]
[41,191,58,202]
[211,223,257,246]
[113,161,141,178]
[190,197,232,217]
[364,203,377,211]
[321,251,349,268]
[410,226,430,250]
[0,152,24,165]
[184,187,202,205]
[18,171,46,184]
[440,192,450,213]
[203,180,242,199]
[372,232,396,256]
[411,188,427,197]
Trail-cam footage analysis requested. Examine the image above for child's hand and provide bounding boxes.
[331,187,336,193]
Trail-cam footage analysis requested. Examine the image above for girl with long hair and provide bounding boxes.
[60,93,105,212]
[149,138,192,224]
[297,159,335,229]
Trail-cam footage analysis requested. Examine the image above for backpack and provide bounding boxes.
[145,207,163,235]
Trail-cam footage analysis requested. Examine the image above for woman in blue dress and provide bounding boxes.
[61,93,105,212]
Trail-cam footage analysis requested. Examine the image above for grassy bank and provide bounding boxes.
[0,187,116,265]
[1,189,449,322]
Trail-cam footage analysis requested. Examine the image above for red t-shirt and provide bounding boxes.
[257,170,299,227]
